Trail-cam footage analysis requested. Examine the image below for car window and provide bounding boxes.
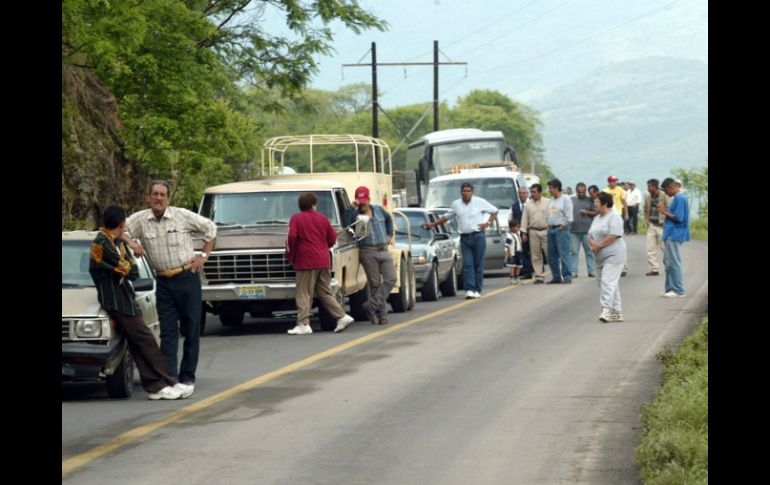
[62,240,95,287]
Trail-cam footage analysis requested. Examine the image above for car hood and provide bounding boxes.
[195,227,290,251]
[62,287,105,318]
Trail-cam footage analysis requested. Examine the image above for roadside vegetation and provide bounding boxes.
[635,316,708,484]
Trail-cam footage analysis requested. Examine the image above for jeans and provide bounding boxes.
[663,239,685,295]
[156,270,202,383]
[569,232,595,276]
[461,232,487,293]
[547,226,572,282]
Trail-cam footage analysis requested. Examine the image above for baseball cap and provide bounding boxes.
[354,186,370,203]
[607,175,619,183]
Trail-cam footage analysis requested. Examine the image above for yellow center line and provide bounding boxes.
[62,284,516,476]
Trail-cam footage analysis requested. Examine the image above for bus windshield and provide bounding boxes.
[425,177,517,209]
[432,140,506,174]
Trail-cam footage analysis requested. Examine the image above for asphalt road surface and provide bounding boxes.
[62,235,708,484]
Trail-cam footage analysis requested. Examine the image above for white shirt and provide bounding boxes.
[443,196,499,234]
[626,188,643,206]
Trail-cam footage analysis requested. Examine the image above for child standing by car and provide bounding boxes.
[505,219,524,285]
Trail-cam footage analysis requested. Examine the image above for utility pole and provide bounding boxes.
[343,41,466,137]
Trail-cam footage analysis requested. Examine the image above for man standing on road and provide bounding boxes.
[520,183,550,284]
[287,193,355,334]
[123,180,217,395]
[424,182,498,299]
[344,186,397,325]
[658,178,690,298]
[643,179,670,277]
[510,186,534,279]
[604,176,629,276]
[625,181,643,234]
[568,182,596,278]
[545,179,574,284]
[90,205,193,400]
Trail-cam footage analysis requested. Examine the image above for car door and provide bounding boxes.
[485,219,506,270]
[428,212,453,278]
[134,256,160,342]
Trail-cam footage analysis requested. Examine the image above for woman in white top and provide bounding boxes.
[588,192,627,322]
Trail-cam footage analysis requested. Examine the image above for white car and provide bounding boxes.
[61,231,160,398]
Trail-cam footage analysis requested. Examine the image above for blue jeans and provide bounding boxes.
[663,239,685,295]
[547,226,572,282]
[569,232,595,275]
[157,270,202,383]
[461,232,487,293]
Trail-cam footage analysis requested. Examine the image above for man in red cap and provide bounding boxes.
[344,186,397,325]
[603,176,629,275]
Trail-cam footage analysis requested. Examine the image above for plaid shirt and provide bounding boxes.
[89,229,140,316]
[126,206,216,272]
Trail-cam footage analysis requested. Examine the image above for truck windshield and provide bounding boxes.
[425,178,517,210]
[200,191,338,226]
[432,140,505,174]
[62,241,96,287]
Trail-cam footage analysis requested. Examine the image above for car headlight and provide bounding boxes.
[75,318,110,338]
[412,251,427,264]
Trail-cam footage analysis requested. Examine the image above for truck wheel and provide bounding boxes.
[106,351,134,399]
[349,284,370,321]
[318,286,345,331]
[407,260,416,310]
[439,263,458,297]
[421,262,441,301]
[219,308,244,326]
[389,257,409,313]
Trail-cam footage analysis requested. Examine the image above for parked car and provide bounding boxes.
[393,208,460,300]
[62,231,160,398]
[433,208,507,273]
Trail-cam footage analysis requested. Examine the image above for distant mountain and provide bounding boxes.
[531,56,708,189]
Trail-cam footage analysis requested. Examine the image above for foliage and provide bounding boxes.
[636,317,708,484]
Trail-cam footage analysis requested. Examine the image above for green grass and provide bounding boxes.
[635,317,708,484]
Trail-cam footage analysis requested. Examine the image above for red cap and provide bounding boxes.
[354,186,370,203]
[607,175,619,183]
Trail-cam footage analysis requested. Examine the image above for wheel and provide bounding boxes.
[219,307,244,326]
[439,263,458,297]
[318,286,345,331]
[106,350,134,399]
[407,260,416,310]
[389,258,409,313]
[349,284,370,321]
[421,262,440,301]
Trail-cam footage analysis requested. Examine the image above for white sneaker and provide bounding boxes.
[174,382,194,398]
[465,291,475,299]
[662,291,684,298]
[609,311,624,322]
[288,324,313,335]
[472,291,481,299]
[599,307,611,322]
[334,314,355,333]
[148,385,182,400]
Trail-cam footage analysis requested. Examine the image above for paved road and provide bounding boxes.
[62,236,708,484]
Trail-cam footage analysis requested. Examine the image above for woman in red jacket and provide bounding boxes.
[286,192,354,335]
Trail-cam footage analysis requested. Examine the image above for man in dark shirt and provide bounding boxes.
[90,205,192,400]
[568,182,596,278]
[510,186,534,279]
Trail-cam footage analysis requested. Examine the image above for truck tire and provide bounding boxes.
[389,257,410,313]
[439,263,458,297]
[106,351,134,399]
[421,262,441,301]
[407,260,416,310]
[318,286,345,331]
[349,284,370,321]
[219,307,244,326]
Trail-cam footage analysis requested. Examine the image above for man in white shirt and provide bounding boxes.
[625,181,643,234]
[424,182,498,299]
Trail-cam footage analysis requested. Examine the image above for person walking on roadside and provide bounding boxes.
[658,178,690,298]
[91,205,193,400]
[510,186,534,279]
[545,179,574,284]
[588,192,627,322]
[643,178,671,276]
[569,182,596,278]
[520,184,550,284]
[122,180,217,396]
[287,193,355,334]
[343,186,397,325]
[424,182,498,299]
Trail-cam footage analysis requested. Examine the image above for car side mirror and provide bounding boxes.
[348,215,371,241]
[133,278,154,292]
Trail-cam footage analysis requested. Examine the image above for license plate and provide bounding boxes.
[237,285,266,299]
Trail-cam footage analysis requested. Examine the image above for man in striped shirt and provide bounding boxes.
[90,205,192,400]
[123,181,217,395]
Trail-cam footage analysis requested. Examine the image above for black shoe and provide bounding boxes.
[546,279,562,284]
[621,272,627,277]
[533,279,544,284]
[520,274,533,280]
[563,279,572,284]
[588,272,596,277]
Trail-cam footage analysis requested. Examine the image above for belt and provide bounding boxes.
[461,231,481,236]
[157,263,193,278]
[550,225,563,229]
[529,227,547,231]
[360,245,387,251]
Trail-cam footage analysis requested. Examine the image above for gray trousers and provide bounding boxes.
[359,249,397,317]
[596,262,623,312]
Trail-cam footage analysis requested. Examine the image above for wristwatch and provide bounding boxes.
[200,252,209,258]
